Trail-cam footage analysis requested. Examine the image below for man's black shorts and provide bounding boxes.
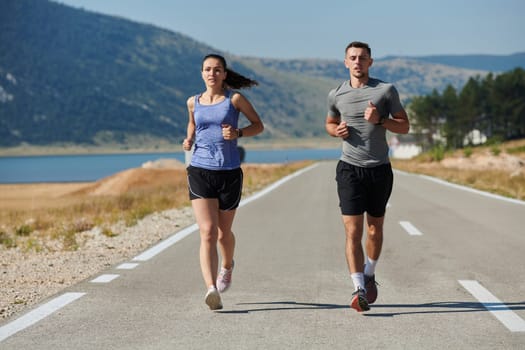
[335,161,393,217]
[187,165,243,210]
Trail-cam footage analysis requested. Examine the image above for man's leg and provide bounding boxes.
[363,214,384,304]
[342,214,365,278]
[365,214,384,270]
[342,214,370,312]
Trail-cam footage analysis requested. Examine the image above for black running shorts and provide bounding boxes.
[335,161,393,217]
[187,165,243,210]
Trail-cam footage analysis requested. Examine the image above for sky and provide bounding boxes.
[55,0,524,60]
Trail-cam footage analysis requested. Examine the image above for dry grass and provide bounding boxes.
[391,138,525,200]
[0,161,313,252]
[2,137,523,253]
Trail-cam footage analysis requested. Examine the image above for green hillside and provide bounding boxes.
[1,0,519,149]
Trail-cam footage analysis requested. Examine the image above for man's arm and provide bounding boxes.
[382,109,410,134]
[325,115,349,139]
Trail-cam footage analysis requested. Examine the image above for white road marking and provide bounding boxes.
[134,163,320,262]
[459,280,525,332]
[239,163,319,206]
[0,292,85,342]
[395,170,525,206]
[0,163,320,343]
[133,224,198,261]
[399,221,423,235]
[90,274,120,283]
[117,263,139,270]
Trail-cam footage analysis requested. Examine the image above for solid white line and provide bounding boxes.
[0,164,320,343]
[459,280,525,332]
[90,274,120,283]
[0,292,85,342]
[399,221,423,235]
[395,169,525,206]
[117,263,139,270]
[133,163,320,262]
[239,163,319,207]
[133,224,198,261]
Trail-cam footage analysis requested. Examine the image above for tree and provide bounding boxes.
[408,89,444,150]
[491,68,525,139]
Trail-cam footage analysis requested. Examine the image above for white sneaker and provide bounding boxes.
[205,286,222,310]
[217,261,234,293]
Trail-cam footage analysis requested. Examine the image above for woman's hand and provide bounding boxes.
[221,124,239,140]
[182,138,193,151]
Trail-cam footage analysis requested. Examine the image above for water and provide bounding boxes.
[0,148,340,183]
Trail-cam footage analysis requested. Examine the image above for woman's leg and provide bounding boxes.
[218,209,237,269]
[192,198,220,288]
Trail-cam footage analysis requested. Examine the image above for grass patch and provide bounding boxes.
[392,138,525,200]
[0,231,16,248]
[0,161,313,251]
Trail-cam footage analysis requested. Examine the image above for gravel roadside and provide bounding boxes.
[1,206,195,321]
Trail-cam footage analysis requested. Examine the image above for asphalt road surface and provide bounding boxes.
[1,161,524,349]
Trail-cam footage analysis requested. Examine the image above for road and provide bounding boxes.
[1,161,524,349]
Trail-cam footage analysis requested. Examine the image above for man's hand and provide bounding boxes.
[335,121,349,139]
[364,101,381,124]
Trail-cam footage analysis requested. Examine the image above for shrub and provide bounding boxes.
[491,146,501,156]
[0,231,16,248]
[16,224,33,236]
[431,144,446,161]
[507,145,525,154]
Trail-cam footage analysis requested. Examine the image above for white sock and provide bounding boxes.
[351,272,365,291]
[364,257,377,276]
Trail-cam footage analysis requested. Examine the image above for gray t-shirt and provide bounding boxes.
[327,78,404,168]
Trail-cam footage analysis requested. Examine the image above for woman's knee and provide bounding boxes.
[200,225,218,242]
[218,229,234,243]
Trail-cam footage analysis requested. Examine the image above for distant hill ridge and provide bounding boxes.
[0,0,523,147]
[381,53,525,72]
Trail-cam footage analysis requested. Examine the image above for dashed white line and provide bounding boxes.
[117,262,140,270]
[0,163,320,343]
[90,274,120,283]
[459,280,525,332]
[0,292,85,342]
[399,221,423,235]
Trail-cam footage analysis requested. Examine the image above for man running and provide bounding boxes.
[325,41,410,312]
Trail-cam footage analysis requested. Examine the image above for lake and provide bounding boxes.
[0,148,341,183]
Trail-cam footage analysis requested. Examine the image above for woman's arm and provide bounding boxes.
[182,96,196,150]
[231,92,264,138]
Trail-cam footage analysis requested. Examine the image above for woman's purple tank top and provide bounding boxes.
[190,90,241,170]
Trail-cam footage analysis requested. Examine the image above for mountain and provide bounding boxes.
[0,0,522,148]
[248,57,491,100]
[384,53,525,72]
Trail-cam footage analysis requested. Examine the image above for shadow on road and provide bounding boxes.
[216,300,525,316]
[364,301,525,317]
[217,301,348,314]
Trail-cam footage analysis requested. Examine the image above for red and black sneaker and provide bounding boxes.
[350,288,370,312]
[364,274,378,304]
